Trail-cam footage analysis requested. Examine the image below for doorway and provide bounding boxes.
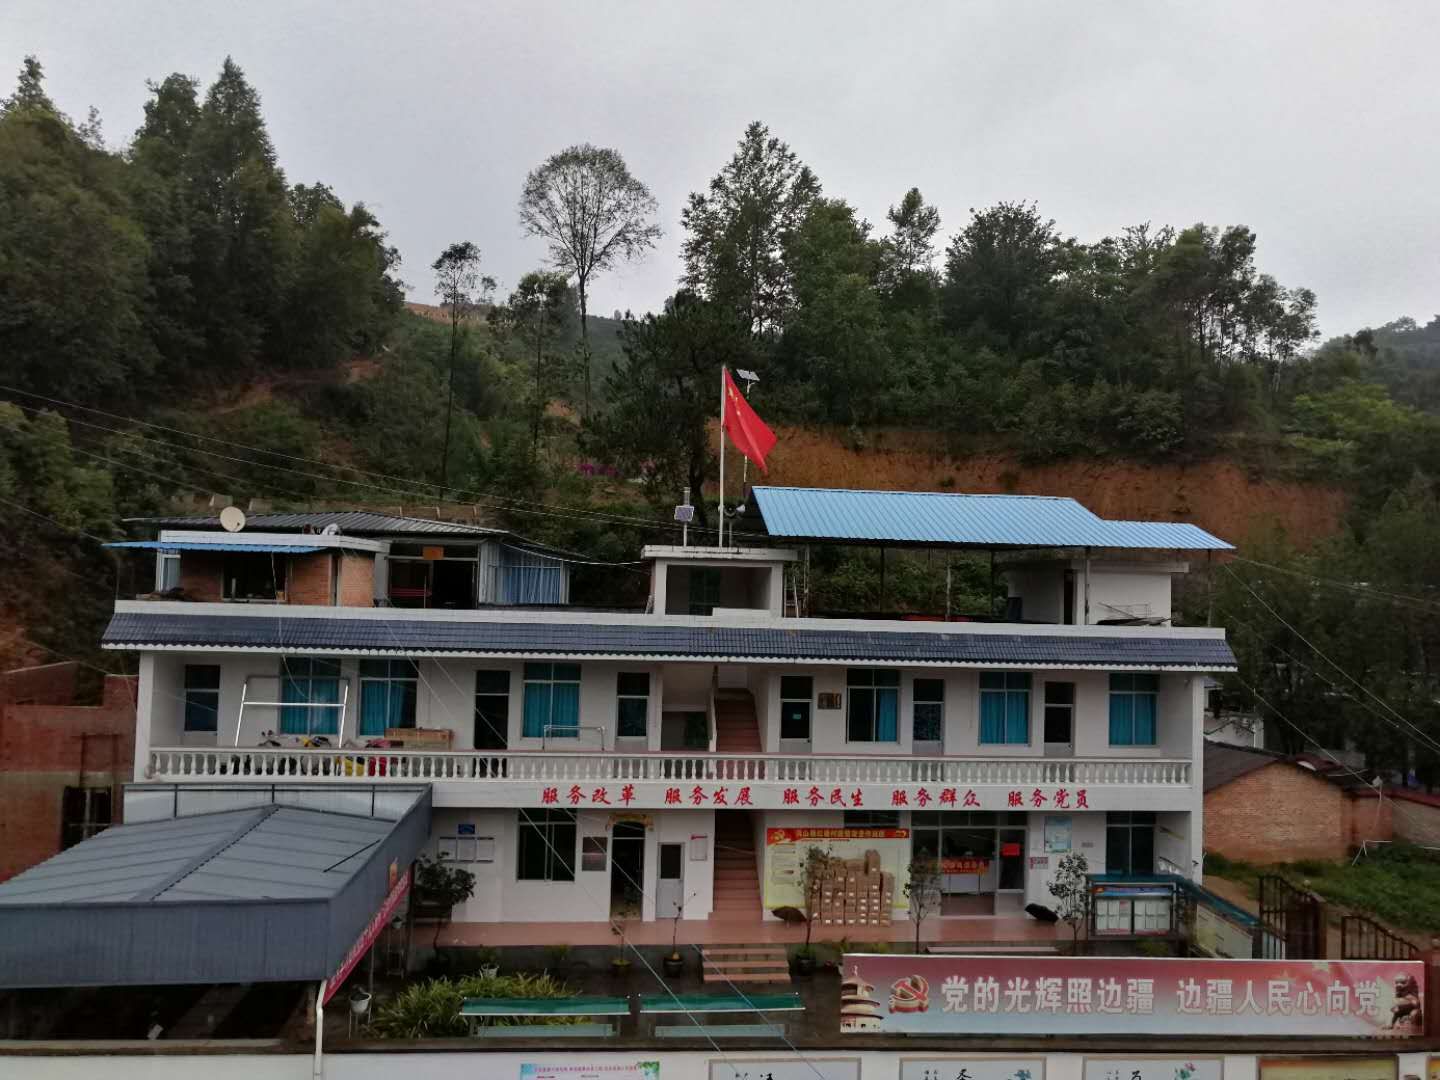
[610,821,646,919]
[912,811,1027,916]
[431,559,476,608]
[657,842,685,918]
[1043,682,1074,757]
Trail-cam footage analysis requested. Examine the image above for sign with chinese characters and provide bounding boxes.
[533,782,1102,812]
[764,827,910,909]
[901,1058,1044,1080]
[1083,1059,1222,1080]
[940,857,992,874]
[708,1060,859,1080]
[1044,815,1072,852]
[520,1065,659,1080]
[1258,1058,1398,1080]
[836,954,1426,1037]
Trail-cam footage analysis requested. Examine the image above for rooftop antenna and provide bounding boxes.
[218,506,247,533]
[674,488,695,547]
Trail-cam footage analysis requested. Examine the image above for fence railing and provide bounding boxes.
[148,747,1193,786]
[1341,914,1418,961]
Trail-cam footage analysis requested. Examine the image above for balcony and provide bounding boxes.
[144,747,1195,812]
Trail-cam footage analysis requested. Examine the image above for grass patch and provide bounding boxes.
[1205,845,1440,934]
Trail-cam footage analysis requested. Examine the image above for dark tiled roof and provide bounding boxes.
[129,511,505,538]
[1203,741,1286,792]
[102,612,1238,669]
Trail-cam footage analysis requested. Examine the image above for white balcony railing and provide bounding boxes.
[147,747,1192,787]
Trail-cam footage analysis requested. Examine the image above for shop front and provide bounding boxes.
[910,810,1028,915]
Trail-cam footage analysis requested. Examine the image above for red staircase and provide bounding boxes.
[713,691,761,753]
[711,810,762,920]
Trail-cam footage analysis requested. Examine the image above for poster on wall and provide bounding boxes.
[520,1064,659,1080]
[836,953,1426,1037]
[709,1059,859,1080]
[764,827,910,909]
[1258,1058,1398,1080]
[902,1057,1045,1080]
[1083,1058,1223,1080]
[1044,816,1072,853]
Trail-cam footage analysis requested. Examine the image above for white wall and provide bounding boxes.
[428,807,715,924]
[1088,565,1175,624]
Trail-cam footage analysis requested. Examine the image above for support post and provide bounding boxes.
[1083,547,1092,625]
[717,367,726,549]
[313,980,326,1080]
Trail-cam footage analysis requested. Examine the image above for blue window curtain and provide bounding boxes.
[980,672,1030,745]
[522,663,580,738]
[1109,673,1158,746]
[359,663,417,736]
[280,659,341,735]
[876,688,898,741]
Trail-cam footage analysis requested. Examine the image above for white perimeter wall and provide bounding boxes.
[4,1050,1430,1080]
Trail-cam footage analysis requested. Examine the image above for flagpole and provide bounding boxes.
[717,365,726,549]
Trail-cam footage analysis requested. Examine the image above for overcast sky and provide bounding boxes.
[4,1,1438,338]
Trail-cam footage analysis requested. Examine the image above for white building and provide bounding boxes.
[104,490,1235,931]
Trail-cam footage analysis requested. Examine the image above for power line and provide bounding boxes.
[1230,555,1440,614]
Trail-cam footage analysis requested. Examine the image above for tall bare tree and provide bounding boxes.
[431,241,495,491]
[518,145,661,417]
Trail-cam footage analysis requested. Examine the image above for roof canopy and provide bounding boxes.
[106,540,325,554]
[102,609,1237,671]
[0,787,430,988]
[129,510,506,538]
[752,486,1233,551]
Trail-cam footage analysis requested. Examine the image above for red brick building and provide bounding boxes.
[0,662,137,881]
[1203,741,1392,863]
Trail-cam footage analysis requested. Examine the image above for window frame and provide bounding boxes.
[912,677,945,744]
[223,551,284,602]
[978,671,1032,746]
[517,808,577,882]
[1105,810,1157,875]
[1108,673,1159,746]
[279,657,343,736]
[688,567,722,616]
[846,668,900,744]
[473,669,511,749]
[358,658,419,735]
[183,664,221,733]
[844,811,901,828]
[615,671,650,739]
[522,662,582,739]
[779,675,813,742]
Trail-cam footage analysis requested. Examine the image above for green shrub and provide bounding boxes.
[370,971,579,1038]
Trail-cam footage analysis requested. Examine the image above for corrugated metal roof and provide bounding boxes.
[128,511,506,538]
[100,611,1237,670]
[0,804,389,905]
[105,541,325,554]
[752,486,1233,550]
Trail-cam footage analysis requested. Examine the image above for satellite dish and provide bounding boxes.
[219,506,247,533]
[321,523,340,536]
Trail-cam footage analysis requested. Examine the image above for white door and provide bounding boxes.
[656,842,684,918]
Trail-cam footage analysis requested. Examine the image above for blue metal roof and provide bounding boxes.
[751,487,1232,550]
[101,611,1237,671]
[105,541,326,554]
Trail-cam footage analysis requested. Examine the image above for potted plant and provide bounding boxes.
[793,846,836,976]
[412,855,478,964]
[609,921,633,979]
[663,895,688,977]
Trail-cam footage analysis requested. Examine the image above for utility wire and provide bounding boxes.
[1230,555,1440,615]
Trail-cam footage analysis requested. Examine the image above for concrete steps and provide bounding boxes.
[701,945,791,984]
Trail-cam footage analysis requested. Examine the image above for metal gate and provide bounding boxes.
[1341,914,1417,960]
[1257,875,1325,959]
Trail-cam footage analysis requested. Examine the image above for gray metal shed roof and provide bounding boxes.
[752,486,1233,551]
[128,510,505,538]
[0,789,430,988]
[101,610,1237,670]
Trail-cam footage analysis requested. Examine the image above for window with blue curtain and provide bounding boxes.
[979,672,1031,745]
[846,669,899,742]
[522,662,581,738]
[1109,673,1159,745]
[359,659,418,736]
[279,658,342,736]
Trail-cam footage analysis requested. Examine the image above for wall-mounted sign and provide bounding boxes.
[902,1058,1044,1080]
[764,827,909,910]
[521,1064,660,1080]
[817,692,842,710]
[1259,1058,1398,1080]
[1029,856,1049,870]
[690,834,709,861]
[940,857,992,874]
[421,545,444,561]
[836,954,1426,1037]
[532,782,1101,812]
[709,1060,858,1080]
[1044,815,1072,853]
[1084,1058,1222,1080]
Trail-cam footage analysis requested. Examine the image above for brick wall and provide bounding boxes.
[0,674,137,881]
[287,551,334,605]
[338,552,375,607]
[1205,761,1393,863]
[1391,791,1440,847]
[178,552,224,601]
[0,661,78,706]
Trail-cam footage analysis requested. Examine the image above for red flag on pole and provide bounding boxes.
[722,368,777,473]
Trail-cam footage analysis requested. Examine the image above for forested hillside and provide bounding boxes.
[3,58,1440,784]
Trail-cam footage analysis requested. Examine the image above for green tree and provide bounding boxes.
[943,201,1063,352]
[681,121,821,335]
[519,145,660,417]
[489,271,577,456]
[430,241,496,490]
